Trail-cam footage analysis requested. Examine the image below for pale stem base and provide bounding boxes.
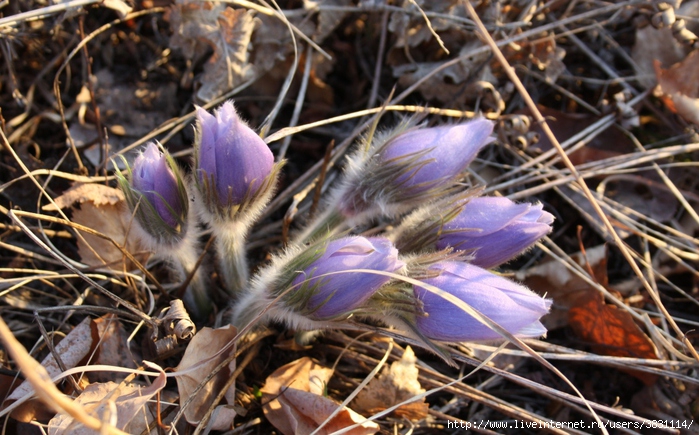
[170,239,211,319]
[214,221,249,297]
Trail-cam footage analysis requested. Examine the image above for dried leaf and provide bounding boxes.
[387,0,462,49]
[65,70,177,167]
[598,175,680,224]
[47,363,167,434]
[197,8,256,102]
[631,1,699,89]
[524,34,566,82]
[261,357,379,435]
[43,183,125,211]
[353,346,428,421]
[47,183,144,270]
[250,14,319,73]
[391,42,497,106]
[75,202,141,269]
[167,1,225,59]
[168,3,257,102]
[631,26,687,89]
[654,50,699,125]
[631,383,697,423]
[250,14,298,76]
[515,244,609,330]
[304,0,352,43]
[6,318,98,422]
[174,325,237,431]
[92,315,138,383]
[518,245,657,383]
[525,106,636,164]
[569,292,659,384]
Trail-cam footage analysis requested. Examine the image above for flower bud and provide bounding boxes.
[436,197,554,268]
[413,261,551,342]
[194,101,276,218]
[380,119,493,193]
[119,142,188,245]
[338,119,494,217]
[290,237,406,320]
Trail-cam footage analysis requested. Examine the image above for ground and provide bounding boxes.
[1,0,699,434]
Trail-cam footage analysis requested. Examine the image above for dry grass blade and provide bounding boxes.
[0,317,129,435]
[3,1,699,433]
[0,0,102,27]
[465,0,697,362]
[7,211,154,324]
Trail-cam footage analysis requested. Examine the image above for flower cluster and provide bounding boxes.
[118,101,554,350]
[117,102,282,317]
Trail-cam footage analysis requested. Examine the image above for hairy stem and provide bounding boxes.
[170,233,211,319]
[293,206,344,245]
[214,221,250,297]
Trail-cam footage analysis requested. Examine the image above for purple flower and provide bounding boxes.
[131,143,185,229]
[336,119,494,218]
[436,197,554,268]
[195,102,274,207]
[413,262,550,342]
[292,237,405,320]
[379,119,494,195]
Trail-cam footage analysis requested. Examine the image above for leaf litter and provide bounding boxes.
[260,357,379,435]
[173,324,238,431]
[352,346,428,421]
[44,183,147,270]
[167,2,257,103]
[47,362,167,435]
[2,0,699,433]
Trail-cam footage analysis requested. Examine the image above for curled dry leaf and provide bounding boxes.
[47,362,167,435]
[159,299,196,341]
[261,357,379,435]
[654,49,699,125]
[352,346,428,421]
[149,300,196,359]
[174,325,237,431]
[44,183,145,270]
